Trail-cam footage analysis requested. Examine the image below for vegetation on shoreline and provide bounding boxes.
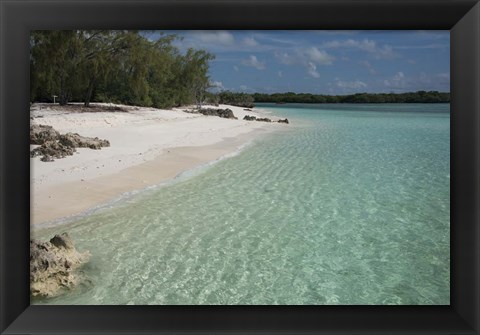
[215,91,449,107]
[30,31,214,108]
[252,91,450,104]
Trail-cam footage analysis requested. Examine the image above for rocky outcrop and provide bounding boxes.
[30,233,90,298]
[197,108,237,119]
[59,133,110,149]
[256,118,272,122]
[243,115,257,121]
[30,124,110,161]
[244,115,289,124]
[30,125,60,145]
[30,141,76,162]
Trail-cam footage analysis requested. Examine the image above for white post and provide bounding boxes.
[53,95,58,104]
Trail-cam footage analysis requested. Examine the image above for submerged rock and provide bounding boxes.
[30,124,60,145]
[30,233,90,298]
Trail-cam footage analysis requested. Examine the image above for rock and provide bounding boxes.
[30,125,110,161]
[30,140,76,161]
[243,108,252,111]
[59,133,110,149]
[278,118,289,124]
[30,233,90,298]
[256,118,272,122]
[243,115,256,121]
[40,155,54,162]
[30,124,60,145]
[193,108,237,119]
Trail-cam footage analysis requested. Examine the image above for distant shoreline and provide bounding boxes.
[251,91,450,104]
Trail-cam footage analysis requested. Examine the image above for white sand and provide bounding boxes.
[31,103,283,225]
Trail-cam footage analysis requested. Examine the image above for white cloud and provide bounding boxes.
[209,81,225,93]
[274,51,298,65]
[233,65,239,72]
[305,47,334,65]
[384,71,406,88]
[241,55,266,70]
[324,38,398,59]
[274,48,333,78]
[239,85,248,91]
[335,79,367,89]
[243,37,258,47]
[275,48,334,66]
[278,71,283,77]
[382,71,450,92]
[307,62,320,78]
[211,81,224,88]
[193,31,235,45]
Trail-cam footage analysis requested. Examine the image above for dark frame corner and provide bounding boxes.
[1,0,479,334]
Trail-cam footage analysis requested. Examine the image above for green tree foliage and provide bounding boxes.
[252,91,450,104]
[217,91,255,108]
[30,31,214,109]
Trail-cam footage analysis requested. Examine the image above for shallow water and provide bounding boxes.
[32,103,450,305]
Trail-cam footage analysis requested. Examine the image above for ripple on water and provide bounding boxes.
[33,104,450,305]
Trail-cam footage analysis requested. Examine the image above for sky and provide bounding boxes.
[146,30,450,95]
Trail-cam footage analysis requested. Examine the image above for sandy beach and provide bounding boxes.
[31,103,281,226]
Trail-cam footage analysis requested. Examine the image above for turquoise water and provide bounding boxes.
[32,103,450,305]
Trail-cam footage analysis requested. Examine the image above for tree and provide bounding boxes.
[30,31,215,109]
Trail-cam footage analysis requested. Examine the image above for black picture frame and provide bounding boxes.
[1,0,479,334]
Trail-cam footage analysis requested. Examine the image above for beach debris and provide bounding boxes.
[30,232,91,298]
[278,118,289,124]
[30,124,110,161]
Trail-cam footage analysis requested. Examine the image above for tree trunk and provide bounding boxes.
[84,78,95,107]
[59,75,68,106]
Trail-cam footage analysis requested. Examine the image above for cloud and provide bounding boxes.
[382,71,450,92]
[243,37,258,47]
[278,71,283,77]
[335,79,367,89]
[384,71,406,88]
[209,81,225,93]
[274,51,298,65]
[324,38,399,59]
[360,60,377,75]
[233,65,239,72]
[241,55,266,70]
[305,47,335,65]
[193,31,235,45]
[239,85,249,92]
[307,62,320,78]
[275,48,335,66]
[274,47,333,78]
